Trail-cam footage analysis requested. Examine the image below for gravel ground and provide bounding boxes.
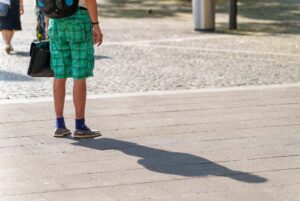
[0,0,299,100]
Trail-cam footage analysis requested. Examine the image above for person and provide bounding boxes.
[47,0,103,139]
[0,0,24,54]
[35,2,46,40]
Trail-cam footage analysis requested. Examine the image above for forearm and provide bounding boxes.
[45,16,49,29]
[85,0,99,23]
[19,0,24,14]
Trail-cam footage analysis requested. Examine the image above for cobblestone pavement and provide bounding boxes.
[0,0,299,100]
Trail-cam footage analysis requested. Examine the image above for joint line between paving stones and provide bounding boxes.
[41,155,300,181]
[1,167,300,198]
[1,83,300,104]
[103,35,230,46]
[127,43,300,58]
[0,102,299,125]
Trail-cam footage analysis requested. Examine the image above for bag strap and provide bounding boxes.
[29,42,37,57]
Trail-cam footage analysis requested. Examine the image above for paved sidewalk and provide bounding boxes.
[0,0,299,200]
[0,85,299,201]
[0,0,300,99]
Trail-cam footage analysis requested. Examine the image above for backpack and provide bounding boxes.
[36,0,79,19]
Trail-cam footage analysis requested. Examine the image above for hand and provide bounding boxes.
[45,28,49,39]
[19,5,24,15]
[93,25,103,46]
[45,17,49,38]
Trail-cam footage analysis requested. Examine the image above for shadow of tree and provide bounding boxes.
[72,137,268,183]
[98,0,299,34]
[0,70,33,81]
[98,0,191,18]
[217,0,300,34]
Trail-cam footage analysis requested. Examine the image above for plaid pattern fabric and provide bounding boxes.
[48,10,94,79]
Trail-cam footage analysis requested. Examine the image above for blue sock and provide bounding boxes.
[76,118,88,130]
[56,117,66,129]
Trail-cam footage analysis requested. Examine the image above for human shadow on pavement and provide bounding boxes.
[94,55,111,60]
[0,70,32,81]
[71,137,268,184]
[14,51,30,57]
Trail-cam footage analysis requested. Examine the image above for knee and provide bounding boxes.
[54,78,67,82]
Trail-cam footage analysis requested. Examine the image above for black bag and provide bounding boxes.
[0,0,10,17]
[36,0,79,19]
[28,40,54,77]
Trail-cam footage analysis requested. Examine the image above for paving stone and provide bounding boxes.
[0,86,299,200]
[0,0,299,100]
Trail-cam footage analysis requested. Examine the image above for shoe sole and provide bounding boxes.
[73,133,102,139]
[53,131,72,138]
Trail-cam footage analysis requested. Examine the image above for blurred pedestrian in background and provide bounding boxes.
[0,0,24,54]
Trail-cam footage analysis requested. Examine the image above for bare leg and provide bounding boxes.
[72,79,101,138]
[6,30,14,47]
[53,78,67,118]
[1,31,8,46]
[1,30,14,46]
[73,79,86,119]
[2,30,14,53]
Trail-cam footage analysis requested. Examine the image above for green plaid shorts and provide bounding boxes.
[48,10,94,79]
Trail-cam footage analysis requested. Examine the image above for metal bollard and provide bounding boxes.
[192,0,216,31]
[229,0,238,29]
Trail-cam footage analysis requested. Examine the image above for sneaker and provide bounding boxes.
[54,128,72,138]
[73,126,101,139]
